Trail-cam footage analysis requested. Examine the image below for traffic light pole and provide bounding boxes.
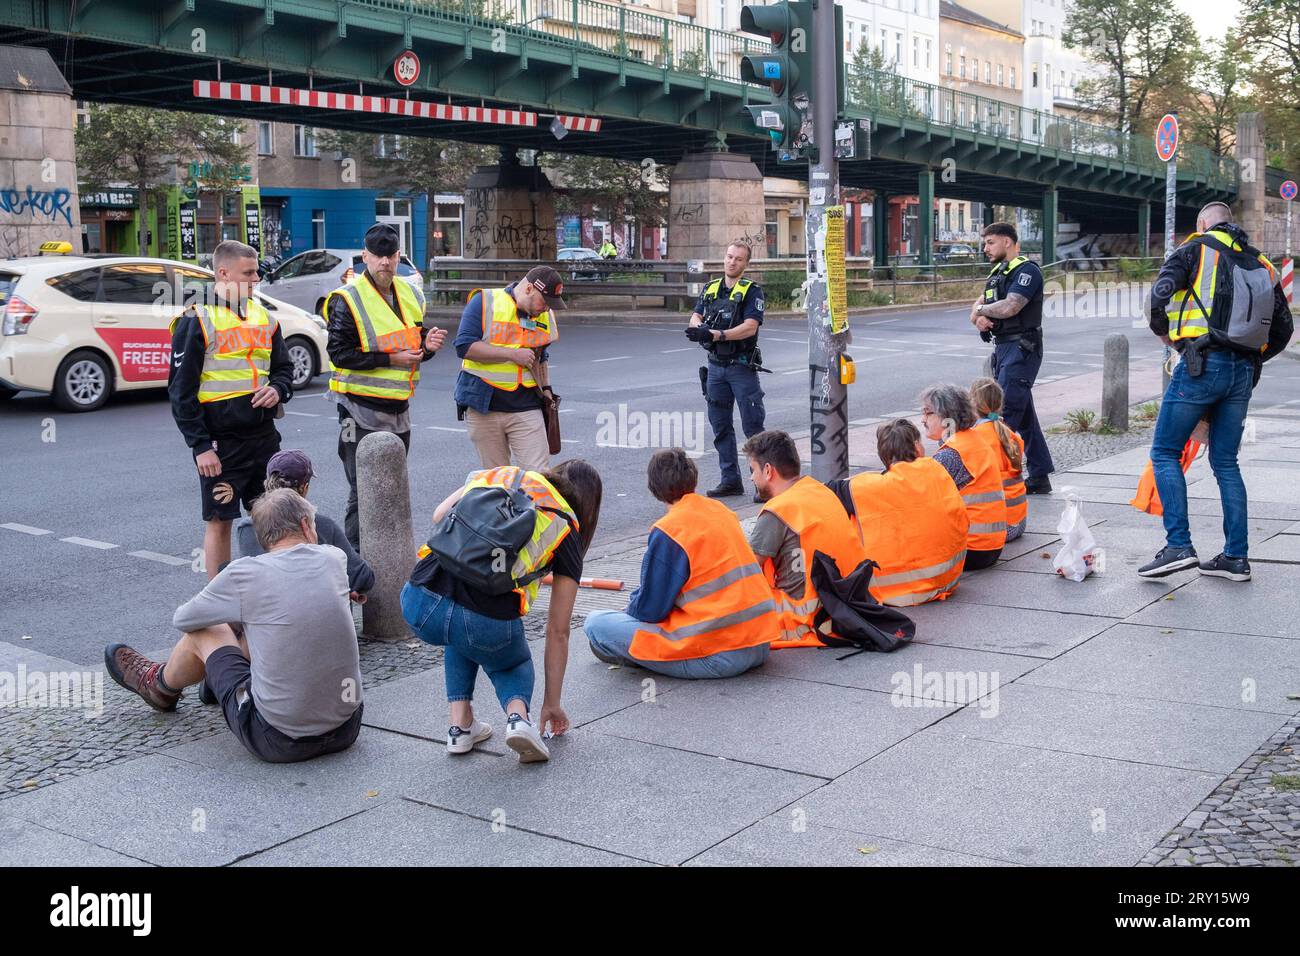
[806,0,848,482]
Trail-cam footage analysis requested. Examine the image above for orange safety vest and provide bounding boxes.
[760,475,869,649]
[973,419,1027,535]
[941,428,1008,552]
[629,494,778,661]
[848,457,969,607]
[1131,440,1203,517]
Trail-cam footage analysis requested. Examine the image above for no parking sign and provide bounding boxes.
[1155,114,1179,162]
[1282,180,1298,201]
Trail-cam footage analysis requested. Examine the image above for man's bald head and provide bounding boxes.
[1197,202,1232,232]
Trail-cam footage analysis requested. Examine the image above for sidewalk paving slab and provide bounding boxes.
[0,816,152,867]
[234,799,648,867]
[791,731,1221,866]
[758,643,1041,695]
[1017,623,1300,716]
[945,566,1180,619]
[1255,533,1300,562]
[685,816,1010,867]
[997,531,1061,561]
[584,672,957,778]
[903,602,1116,658]
[1125,569,1300,641]
[358,638,688,754]
[1188,467,1300,503]
[928,682,1292,774]
[399,728,824,866]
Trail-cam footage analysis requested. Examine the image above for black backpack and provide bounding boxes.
[1189,234,1275,353]
[809,551,916,658]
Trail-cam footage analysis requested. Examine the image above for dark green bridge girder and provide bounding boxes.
[1,0,1237,231]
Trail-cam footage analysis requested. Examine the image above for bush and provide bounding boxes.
[1117,258,1156,280]
[760,269,806,308]
[850,290,892,307]
[1064,408,1098,432]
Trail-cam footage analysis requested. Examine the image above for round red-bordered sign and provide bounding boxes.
[393,50,421,87]
[1155,113,1179,162]
[1282,180,1298,201]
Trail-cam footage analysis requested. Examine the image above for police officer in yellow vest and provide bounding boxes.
[686,241,767,501]
[328,223,447,549]
[1140,202,1294,581]
[453,265,565,471]
[169,240,296,580]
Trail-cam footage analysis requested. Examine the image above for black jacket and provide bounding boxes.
[326,271,436,413]
[1149,222,1294,365]
[167,302,294,455]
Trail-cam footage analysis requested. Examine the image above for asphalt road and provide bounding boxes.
[3,298,1292,664]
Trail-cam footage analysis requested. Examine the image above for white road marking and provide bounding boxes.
[426,425,468,433]
[661,347,694,353]
[859,318,900,326]
[592,355,632,363]
[560,438,582,444]
[781,368,805,375]
[763,337,806,344]
[558,408,575,414]
[60,537,118,550]
[284,411,320,417]
[0,523,51,536]
[129,550,191,567]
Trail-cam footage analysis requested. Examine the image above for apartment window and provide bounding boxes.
[294,125,317,158]
[1045,63,1052,88]
[997,64,1004,86]
[880,28,887,52]
[958,205,965,232]
[945,49,953,75]
[894,32,902,65]
[311,209,326,248]
[925,38,932,70]
[1031,63,1039,88]
[913,36,919,67]
[375,135,403,159]
[1010,66,1016,88]
[984,61,991,84]
[959,55,966,79]
[943,202,952,232]
[257,122,273,156]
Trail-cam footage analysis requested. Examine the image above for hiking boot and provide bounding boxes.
[705,482,744,498]
[1024,476,1053,495]
[104,643,180,712]
[447,720,493,755]
[505,713,550,763]
[1137,546,1199,578]
[1199,553,1251,582]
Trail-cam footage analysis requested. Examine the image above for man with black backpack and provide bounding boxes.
[1140,202,1294,582]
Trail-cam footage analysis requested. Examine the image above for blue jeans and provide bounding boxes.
[1150,349,1254,558]
[400,582,534,713]
[584,609,770,679]
[707,362,766,485]
[991,340,1054,479]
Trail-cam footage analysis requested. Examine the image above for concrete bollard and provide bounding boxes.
[1103,333,1130,431]
[356,431,415,641]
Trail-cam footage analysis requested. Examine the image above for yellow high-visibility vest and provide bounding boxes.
[1169,230,1278,342]
[460,287,556,391]
[327,274,426,401]
[170,298,278,404]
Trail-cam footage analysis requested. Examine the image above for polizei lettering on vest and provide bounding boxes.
[49,886,152,936]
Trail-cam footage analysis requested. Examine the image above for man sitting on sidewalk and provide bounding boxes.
[745,430,868,648]
[585,449,776,678]
[104,488,364,764]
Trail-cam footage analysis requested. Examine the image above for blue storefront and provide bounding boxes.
[258,187,428,268]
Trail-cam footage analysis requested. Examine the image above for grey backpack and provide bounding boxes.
[1196,234,1275,352]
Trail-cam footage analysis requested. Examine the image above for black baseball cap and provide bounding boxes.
[524,266,567,309]
[364,222,401,257]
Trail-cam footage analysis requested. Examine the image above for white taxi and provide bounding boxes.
[0,249,329,412]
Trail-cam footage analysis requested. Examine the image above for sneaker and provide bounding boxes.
[104,643,180,712]
[705,482,745,498]
[446,720,493,755]
[1024,476,1053,495]
[1137,546,1199,578]
[505,713,550,763]
[198,678,217,706]
[1198,553,1251,582]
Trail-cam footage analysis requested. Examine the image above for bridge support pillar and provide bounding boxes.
[667,151,764,262]
[1041,187,1058,266]
[917,169,934,267]
[463,148,556,260]
[1137,201,1151,257]
[872,192,890,266]
[1233,112,1267,246]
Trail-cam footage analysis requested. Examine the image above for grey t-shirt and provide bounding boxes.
[172,543,362,739]
[337,392,410,433]
[748,511,805,600]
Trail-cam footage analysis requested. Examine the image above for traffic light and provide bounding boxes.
[739,2,813,154]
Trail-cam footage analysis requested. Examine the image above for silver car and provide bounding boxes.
[259,248,423,318]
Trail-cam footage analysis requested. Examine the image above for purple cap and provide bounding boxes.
[266,449,314,484]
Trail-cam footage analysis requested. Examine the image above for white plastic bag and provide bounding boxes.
[1053,492,1099,582]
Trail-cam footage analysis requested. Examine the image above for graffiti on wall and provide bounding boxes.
[0,186,74,226]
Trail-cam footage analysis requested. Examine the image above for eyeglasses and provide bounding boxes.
[920,409,937,419]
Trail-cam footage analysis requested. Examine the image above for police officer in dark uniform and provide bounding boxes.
[970,221,1054,493]
[685,240,767,500]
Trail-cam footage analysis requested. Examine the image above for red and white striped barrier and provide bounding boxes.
[192,81,602,134]
[1282,257,1293,304]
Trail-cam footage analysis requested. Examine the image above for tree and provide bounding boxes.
[76,105,250,255]
[846,41,916,116]
[1236,0,1300,169]
[544,154,669,257]
[1183,36,1243,157]
[1064,0,1198,135]
[315,129,493,199]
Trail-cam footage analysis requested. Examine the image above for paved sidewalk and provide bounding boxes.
[3,414,1299,867]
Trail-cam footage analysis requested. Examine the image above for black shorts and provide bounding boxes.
[204,646,362,764]
[198,433,281,521]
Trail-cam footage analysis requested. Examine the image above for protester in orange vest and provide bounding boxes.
[920,384,1008,570]
[970,377,1027,541]
[743,430,869,648]
[584,449,777,677]
[827,419,969,606]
